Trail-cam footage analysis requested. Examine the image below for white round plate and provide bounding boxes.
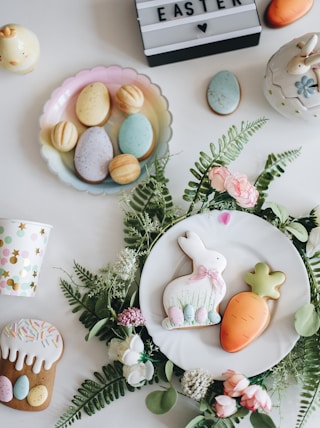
[139,211,310,379]
[39,65,172,194]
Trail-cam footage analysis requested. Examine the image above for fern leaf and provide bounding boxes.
[254,148,301,210]
[212,118,268,164]
[295,333,320,428]
[54,362,133,428]
[59,279,84,312]
[73,261,101,289]
[123,157,178,256]
[60,275,110,339]
[306,256,320,302]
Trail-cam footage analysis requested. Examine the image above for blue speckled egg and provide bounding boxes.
[207,70,240,115]
[183,304,195,322]
[118,113,154,160]
[208,310,221,324]
[13,375,30,400]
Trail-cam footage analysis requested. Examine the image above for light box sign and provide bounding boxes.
[134,0,261,66]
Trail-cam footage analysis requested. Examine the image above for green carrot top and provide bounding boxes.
[244,262,286,299]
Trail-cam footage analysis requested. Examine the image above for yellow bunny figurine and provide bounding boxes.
[0,24,40,74]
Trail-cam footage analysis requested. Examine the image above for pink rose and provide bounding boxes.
[214,395,237,418]
[240,385,272,413]
[222,370,250,398]
[208,166,231,192]
[224,173,258,208]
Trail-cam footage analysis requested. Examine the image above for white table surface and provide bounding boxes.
[1,1,320,427]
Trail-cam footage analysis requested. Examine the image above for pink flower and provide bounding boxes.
[214,395,237,418]
[240,385,272,413]
[208,166,231,192]
[118,307,145,327]
[222,370,250,398]
[224,173,258,208]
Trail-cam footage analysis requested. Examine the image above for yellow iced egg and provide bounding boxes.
[27,385,48,407]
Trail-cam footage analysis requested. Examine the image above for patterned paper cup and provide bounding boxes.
[0,219,52,297]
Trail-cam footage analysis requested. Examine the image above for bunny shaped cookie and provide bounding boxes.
[162,231,227,330]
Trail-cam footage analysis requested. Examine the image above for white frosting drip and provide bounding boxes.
[0,319,63,374]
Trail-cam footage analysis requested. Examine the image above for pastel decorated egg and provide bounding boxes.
[264,33,320,121]
[109,154,141,185]
[195,307,208,323]
[0,375,13,402]
[207,70,240,115]
[118,113,154,160]
[183,304,195,322]
[13,375,30,400]
[76,82,111,126]
[27,385,48,407]
[74,126,114,183]
[168,306,184,325]
[208,310,221,325]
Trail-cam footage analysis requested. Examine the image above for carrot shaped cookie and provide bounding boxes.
[220,263,285,352]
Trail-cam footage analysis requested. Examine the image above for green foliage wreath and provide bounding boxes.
[55,118,320,428]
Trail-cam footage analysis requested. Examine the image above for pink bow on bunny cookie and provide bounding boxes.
[189,265,225,290]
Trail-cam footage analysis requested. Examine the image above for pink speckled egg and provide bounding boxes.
[168,306,184,325]
[195,307,208,323]
[0,375,13,402]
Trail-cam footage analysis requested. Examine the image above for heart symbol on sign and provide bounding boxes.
[197,23,207,33]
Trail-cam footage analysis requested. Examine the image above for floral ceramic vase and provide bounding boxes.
[264,33,320,122]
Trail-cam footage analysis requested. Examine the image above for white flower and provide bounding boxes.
[117,334,144,365]
[123,360,154,387]
[306,226,320,257]
[107,334,145,366]
[181,368,214,401]
[107,334,155,387]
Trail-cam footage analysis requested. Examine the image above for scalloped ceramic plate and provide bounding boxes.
[39,66,172,194]
[139,211,310,379]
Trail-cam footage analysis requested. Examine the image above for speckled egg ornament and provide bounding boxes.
[264,33,320,122]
